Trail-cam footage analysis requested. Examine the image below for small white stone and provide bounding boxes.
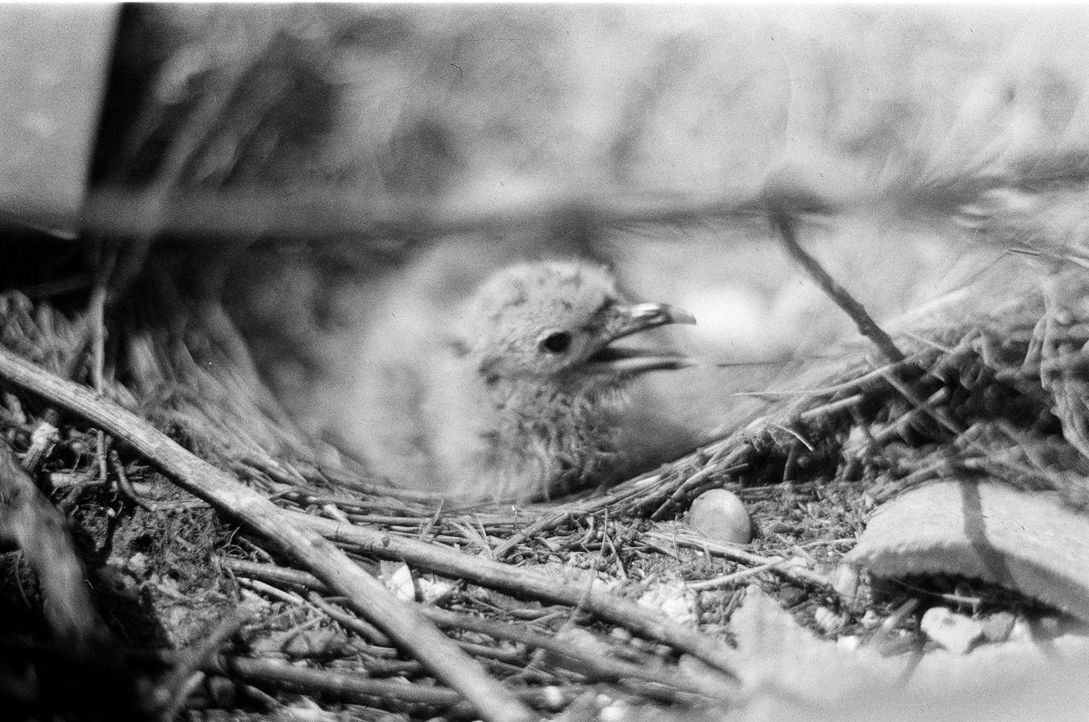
[542,686,565,708]
[837,635,861,651]
[637,580,699,626]
[829,563,860,600]
[920,606,984,654]
[688,488,753,544]
[599,701,627,722]
[859,609,881,629]
[814,606,847,635]
[981,611,1016,643]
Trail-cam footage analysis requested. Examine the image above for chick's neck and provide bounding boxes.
[484,371,630,488]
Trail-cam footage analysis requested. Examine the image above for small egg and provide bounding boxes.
[688,488,753,544]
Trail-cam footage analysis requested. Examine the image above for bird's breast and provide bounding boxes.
[426,369,627,501]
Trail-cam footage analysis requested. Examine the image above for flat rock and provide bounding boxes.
[845,480,1089,622]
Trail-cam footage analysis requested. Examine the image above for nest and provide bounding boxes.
[3,190,1089,719]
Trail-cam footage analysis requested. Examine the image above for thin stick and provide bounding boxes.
[687,559,790,591]
[643,530,833,590]
[291,511,739,677]
[769,210,906,365]
[153,605,254,721]
[209,654,568,710]
[492,509,572,560]
[0,348,532,722]
[224,559,727,700]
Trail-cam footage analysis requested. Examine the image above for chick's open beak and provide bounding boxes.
[586,302,696,374]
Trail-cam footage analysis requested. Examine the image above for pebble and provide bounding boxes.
[814,606,848,635]
[778,584,807,608]
[829,563,860,600]
[920,606,984,654]
[688,488,753,544]
[837,635,861,651]
[981,611,1016,643]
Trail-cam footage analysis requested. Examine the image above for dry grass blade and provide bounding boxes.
[225,558,730,700]
[768,210,906,365]
[207,655,572,712]
[231,558,728,701]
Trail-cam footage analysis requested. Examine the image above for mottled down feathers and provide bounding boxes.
[343,259,699,503]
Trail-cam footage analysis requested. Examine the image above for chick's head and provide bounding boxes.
[453,261,695,390]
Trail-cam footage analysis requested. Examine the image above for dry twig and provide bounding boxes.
[291,511,740,677]
[767,209,906,365]
[224,558,729,700]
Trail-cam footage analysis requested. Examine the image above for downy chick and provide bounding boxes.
[346,260,697,502]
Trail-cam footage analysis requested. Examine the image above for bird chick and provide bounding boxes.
[345,260,697,503]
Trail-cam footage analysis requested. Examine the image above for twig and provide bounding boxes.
[208,654,569,711]
[290,511,740,677]
[768,210,906,365]
[0,348,532,722]
[153,605,255,721]
[643,530,833,591]
[424,607,715,699]
[877,368,964,436]
[224,559,728,700]
[305,592,392,647]
[687,559,792,591]
[110,450,152,511]
[312,467,445,504]
[866,598,919,651]
[492,509,572,560]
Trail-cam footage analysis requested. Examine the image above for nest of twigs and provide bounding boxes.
[2,188,1089,720]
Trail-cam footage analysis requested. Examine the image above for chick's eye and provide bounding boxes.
[539,331,572,354]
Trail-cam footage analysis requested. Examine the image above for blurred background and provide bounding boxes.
[6,4,1089,455]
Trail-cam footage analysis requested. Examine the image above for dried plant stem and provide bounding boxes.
[492,509,572,559]
[225,558,728,700]
[644,530,834,590]
[290,511,739,677]
[153,606,255,722]
[0,347,532,722]
[208,655,566,711]
[769,211,906,365]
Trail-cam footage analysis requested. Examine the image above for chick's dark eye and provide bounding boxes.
[539,331,572,354]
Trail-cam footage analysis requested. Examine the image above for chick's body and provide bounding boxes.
[344,258,696,502]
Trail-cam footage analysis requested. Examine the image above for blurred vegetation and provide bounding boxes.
[96,5,1089,202]
[81,4,1089,426]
